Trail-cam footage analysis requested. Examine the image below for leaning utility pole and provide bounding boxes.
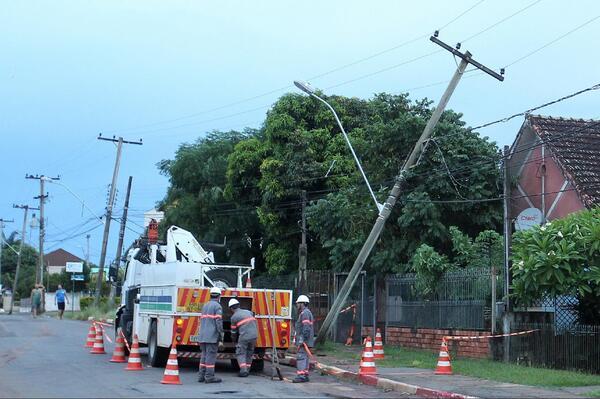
[108,176,133,304]
[298,190,308,295]
[95,135,142,305]
[9,205,39,315]
[316,34,504,344]
[26,174,60,286]
[0,218,15,292]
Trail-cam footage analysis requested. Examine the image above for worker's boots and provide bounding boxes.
[239,369,250,378]
[204,376,222,384]
[197,374,205,383]
[292,375,309,383]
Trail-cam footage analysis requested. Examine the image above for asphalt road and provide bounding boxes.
[0,313,405,398]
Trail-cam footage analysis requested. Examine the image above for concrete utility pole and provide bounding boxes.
[502,145,512,362]
[0,218,15,291]
[95,135,142,305]
[9,205,38,315]
[26,174,59,286]
[298,190,308,295]
[108,176,132,304]
[315,34,504,344]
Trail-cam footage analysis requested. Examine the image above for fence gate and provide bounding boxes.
[332,271,366,344]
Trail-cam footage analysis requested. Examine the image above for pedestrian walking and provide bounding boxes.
[31,284,42,318]
[54,284,69,320]
[197,286,224,384]
[229,298,257,377]
[293,294,314,383]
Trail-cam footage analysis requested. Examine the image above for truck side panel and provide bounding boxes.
[175,287,292,349]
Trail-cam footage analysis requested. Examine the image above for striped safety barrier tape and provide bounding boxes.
[444,329,538,341]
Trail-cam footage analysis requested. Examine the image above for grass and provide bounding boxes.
[317,343,600,388]
[63,305,116,321]
[585,389,600,398]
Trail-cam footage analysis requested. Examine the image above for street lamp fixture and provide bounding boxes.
[293,80,383,213]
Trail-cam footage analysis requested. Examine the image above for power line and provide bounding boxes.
[101,0,496,136]
[504,14,600,68]
[460,0,543,43]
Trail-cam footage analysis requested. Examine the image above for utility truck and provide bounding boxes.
[115,225,292,369]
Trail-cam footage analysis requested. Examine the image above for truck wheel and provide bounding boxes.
[205,269,237,288]
[230,359,239,370]
[251,359,264,372]
[148,320,169,367]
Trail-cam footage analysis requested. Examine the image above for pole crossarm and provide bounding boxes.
[430,35,505,81]
[98,134,143,145]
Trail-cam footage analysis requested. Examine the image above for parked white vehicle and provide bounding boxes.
[116,226,292,368]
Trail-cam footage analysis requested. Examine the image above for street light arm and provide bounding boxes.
[310,93,382,213]
[43,178,105,225]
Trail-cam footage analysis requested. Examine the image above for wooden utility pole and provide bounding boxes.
[0,218,14,292]
[25,174,59,286]
[108,176,132,304]
[9,205,38,314]
[316,34,504,344]
[298,190,308,295]
[95,135,142,305]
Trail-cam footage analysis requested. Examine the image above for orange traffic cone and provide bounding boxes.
[90,323,106,354]
[434,338,453,375]
[358,336,377,375]
[160,347,182,385]
[125,334,144,371]
[110,330,128,363]
[85,323,96,348]
[245,276,252,288]
[373,328,385,359]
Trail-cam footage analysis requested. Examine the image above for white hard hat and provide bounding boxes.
[228,298,240,308]
[210,287,222,296]
[296,295,310,304]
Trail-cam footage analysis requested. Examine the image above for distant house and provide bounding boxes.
[507,115,600,228]
[45,248,84,275]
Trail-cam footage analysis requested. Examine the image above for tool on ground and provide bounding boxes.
[264,288,283,380]
[358,336,377,375]
[110,328,127,363]
[85,323,96,348]
[373,328,385,359]
[434,338,453,375]
[90,323,106,354]
[160,346,182,385]
[125,334,144,371]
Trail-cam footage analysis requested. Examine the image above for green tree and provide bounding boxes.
[0,239,39,300]
[512,208,600,323]
[158,129,263,268]
[159,91,503,277]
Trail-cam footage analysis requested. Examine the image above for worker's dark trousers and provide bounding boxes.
[199,343,218,378]
[236,339,256,372]
[296,345,309,377]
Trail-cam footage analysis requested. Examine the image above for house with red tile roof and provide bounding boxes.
[507,114,600,228]
[45,248,84,275]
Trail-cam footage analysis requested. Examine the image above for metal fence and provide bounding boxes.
[493,323,600,374]
[386,268,504,330]
[253,269,334,334]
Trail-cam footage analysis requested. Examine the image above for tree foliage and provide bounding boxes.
[1,240,39,300]
[512,208,600,323]
[158,92,503,276]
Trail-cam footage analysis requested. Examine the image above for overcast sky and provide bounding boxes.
[1,0,598,266]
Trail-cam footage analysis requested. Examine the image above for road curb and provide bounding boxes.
[282,356,477,399]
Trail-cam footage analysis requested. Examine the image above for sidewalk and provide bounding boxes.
[313,353,600,398]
